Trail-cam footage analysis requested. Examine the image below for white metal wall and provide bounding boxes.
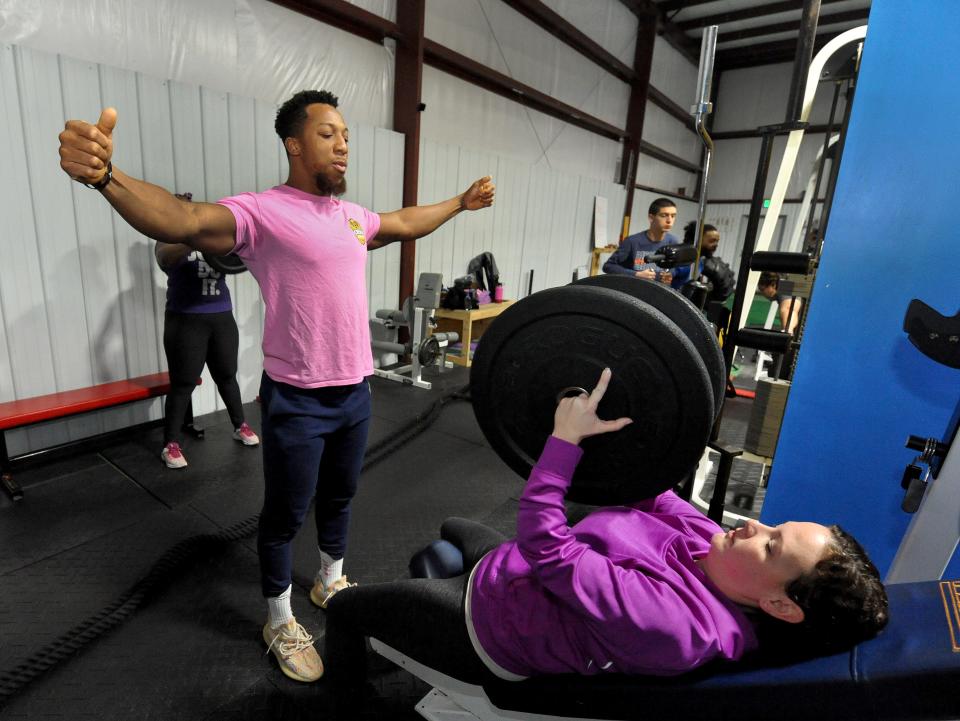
[0,0,701,195]
[0,43,403,457]
[0,42,631,458]
[712,61,850,136]
[413,139,627,301]
[0,0,395,129]
[709,133,836,203]
[704,60,853,274]
[625,36,702,231]
[0,0,708,458]
[708,62,852,198]
[422,0,634,182]
[703,205,809,271]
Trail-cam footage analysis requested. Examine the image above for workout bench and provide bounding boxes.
[378,541,960,721]
[0,372,194,501]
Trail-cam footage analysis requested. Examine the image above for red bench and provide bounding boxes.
[0,372,190,502]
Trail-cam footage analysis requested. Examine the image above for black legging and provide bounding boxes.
[163,310,244,444]
[324,518,508,684]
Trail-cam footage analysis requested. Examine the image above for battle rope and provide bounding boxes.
[0,384,469,704]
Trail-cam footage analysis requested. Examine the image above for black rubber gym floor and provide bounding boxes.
[0,365,756,721]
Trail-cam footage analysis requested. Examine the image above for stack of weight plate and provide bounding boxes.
[470,276,726,506]
[744,378,791,458]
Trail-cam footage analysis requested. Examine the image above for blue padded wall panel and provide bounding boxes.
[760,1,960,576]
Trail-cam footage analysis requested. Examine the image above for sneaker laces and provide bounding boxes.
[165,442,182,456]
[335,577,357,593]
[319,575,354,594]
[265,622,314,658]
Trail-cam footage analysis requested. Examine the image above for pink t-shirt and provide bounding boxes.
[218,185,380,388]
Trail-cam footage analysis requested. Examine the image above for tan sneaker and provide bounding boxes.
[262,619,324,682]
[310,575,357,609]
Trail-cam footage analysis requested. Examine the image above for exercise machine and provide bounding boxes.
[371,272,459,390]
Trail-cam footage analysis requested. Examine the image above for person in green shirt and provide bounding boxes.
[724,272,802,332]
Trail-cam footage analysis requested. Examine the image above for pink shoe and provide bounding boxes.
[233,422,260,446]
[161,442,188,469]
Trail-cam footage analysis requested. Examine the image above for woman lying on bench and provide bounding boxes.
[324,369,888,683]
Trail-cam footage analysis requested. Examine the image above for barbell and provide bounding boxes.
[469,276,722,505]
[203,251,248,275]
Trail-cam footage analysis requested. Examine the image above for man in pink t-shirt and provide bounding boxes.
[58,89,495,683]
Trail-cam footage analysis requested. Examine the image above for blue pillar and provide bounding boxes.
[760,0,960,576]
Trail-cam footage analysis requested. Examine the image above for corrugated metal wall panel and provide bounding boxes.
[643,102,701,165]
[414,140,460,288]
[543,0,638,67]
[379,129,404,313]
[711,133,836,201]
[702,203,807,273]
[1,37,638,458]
[0,45,61,455]
[369,127,396,314]
[542,172,582,288]
[651,37,699,109]
[0,45,405,457]
[198,87,232,415]
[225,93,263,403]
[713,62,851,132]
[485,154,530,300]
[643,157,698,194]
[411,140,625,301]
[518,165,557,294]
[426,0,629,130]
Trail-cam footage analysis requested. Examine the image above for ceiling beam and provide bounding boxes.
[657,0,724,17]
[619,0,699,63]
[715,31,847,70]
[677,0,851,32]
[633,181,698,203]
[503,0,696,136]
[423,39,626,141]
[501,0,634,84]
[268,0,398,44]
[271,0,702,146]
[637,140,700,174]
[424,40,692,172]
[712,123,833,140]
[716,7,869,43]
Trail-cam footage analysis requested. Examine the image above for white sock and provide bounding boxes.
[267,585,293,629]
[316,550,343,588]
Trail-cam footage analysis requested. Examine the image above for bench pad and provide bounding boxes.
[0,373,172,430]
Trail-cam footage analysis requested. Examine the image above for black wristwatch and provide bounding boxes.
[84,162,112,190]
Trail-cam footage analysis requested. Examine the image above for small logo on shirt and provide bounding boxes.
[348,218,366,245]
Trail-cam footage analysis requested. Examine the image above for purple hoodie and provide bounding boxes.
[469,437,757,677]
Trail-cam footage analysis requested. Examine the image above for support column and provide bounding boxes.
[784,0,821,123]
[394,0,426,307]
[620,9,657,240]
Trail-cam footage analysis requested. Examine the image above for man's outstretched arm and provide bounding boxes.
[370,176,495,250]
[59,107,236,255]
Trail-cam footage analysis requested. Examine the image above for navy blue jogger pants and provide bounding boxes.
[257,372,371,598]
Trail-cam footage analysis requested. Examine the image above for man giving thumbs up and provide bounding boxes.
[58,90,495,683]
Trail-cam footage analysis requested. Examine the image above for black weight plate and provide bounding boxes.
[418,336,440,366]
[573,275,725,419]
[203,251,248,275]
[470,285,714,505]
